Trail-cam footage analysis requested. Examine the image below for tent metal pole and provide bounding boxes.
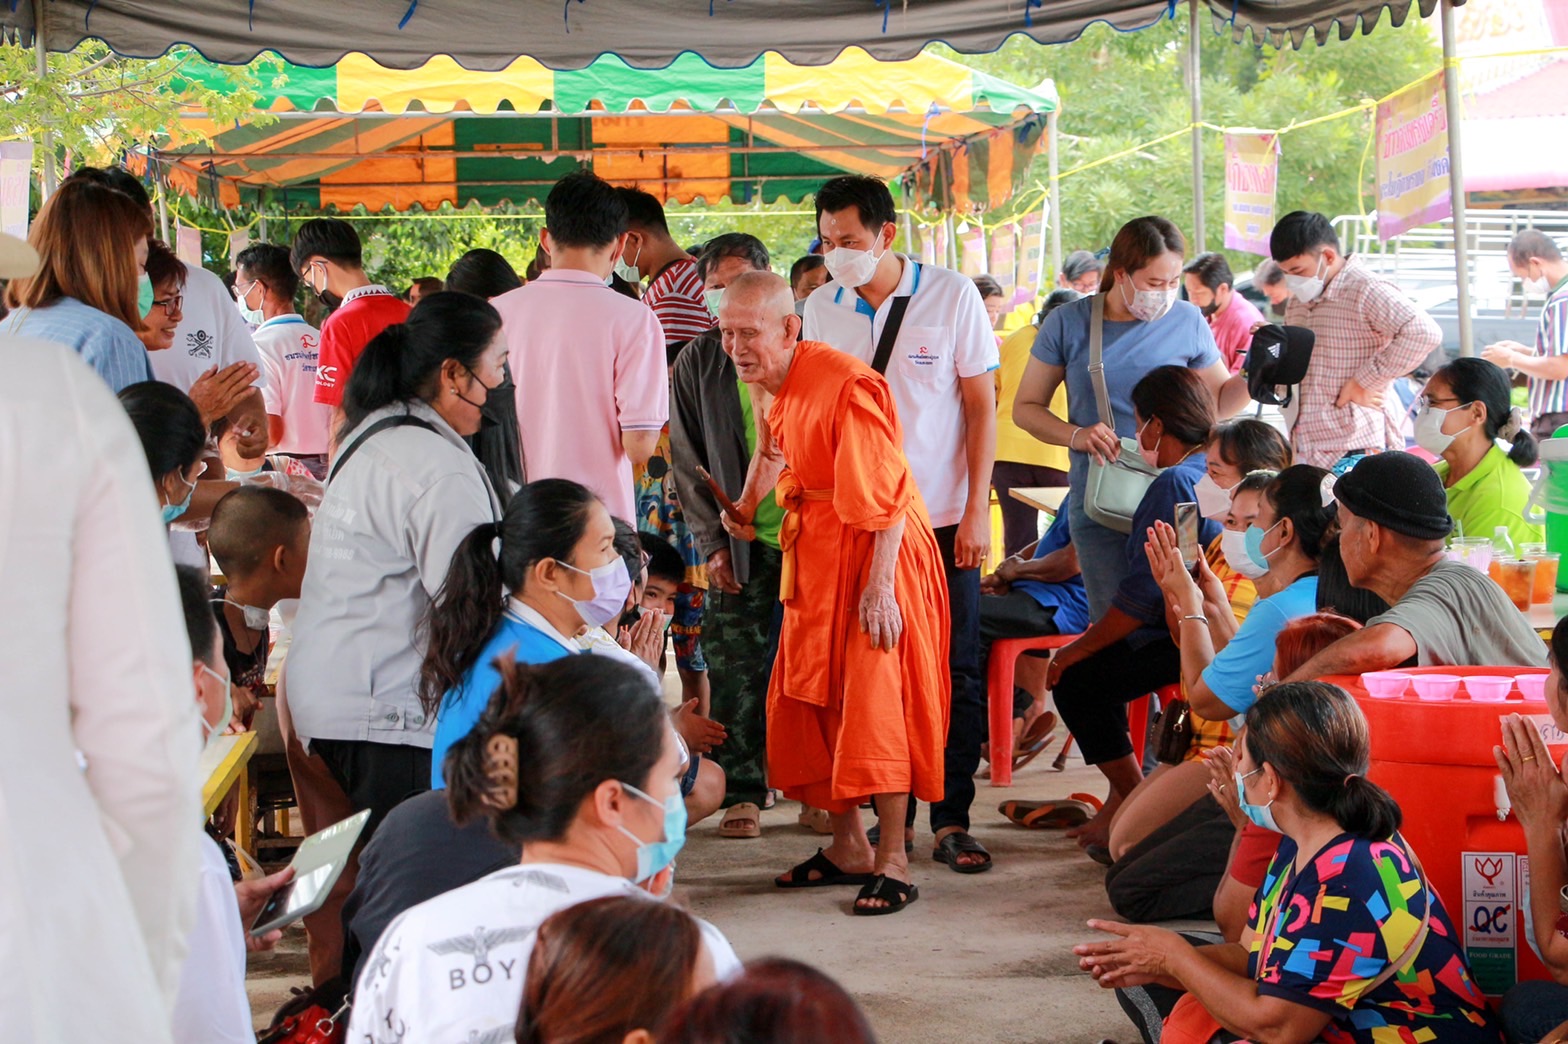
[1037,192,1050,297]
[1188,0,1205,252]
[901,180,914,253]
[33,0,56,197]
[945,212,957,269]
[158,191,170,244]
[1047,108,1062,285]
[1440,0,1474,357]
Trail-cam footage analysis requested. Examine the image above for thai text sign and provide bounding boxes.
[1376,71,1452,241]
[0,142,33,241]
[1223,134,1278,256]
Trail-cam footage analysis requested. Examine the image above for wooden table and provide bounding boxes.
[1007,485,1069,517]
[201,730,259,852]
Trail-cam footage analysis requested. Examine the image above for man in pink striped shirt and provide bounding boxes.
[617,188,716,360]
[615,187,717,711]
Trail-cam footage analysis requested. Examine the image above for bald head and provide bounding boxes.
[722,270,795,319]
[718,271,800,390]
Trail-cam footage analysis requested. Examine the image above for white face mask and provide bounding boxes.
[614,239,643,284]
[1220,528,1269,580]
[234,281,265,325]
[703,288,724,317]
[198,663,234,750]
[823,240,886,290]
[1524,274,1551,296]
[1413,403,1461,456]
[1120,279,1177,323]
[1283,255,1327,304]
[225,597,271,631]
[1194,473,1234,520]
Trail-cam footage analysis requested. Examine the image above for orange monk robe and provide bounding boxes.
[764,340,951,814]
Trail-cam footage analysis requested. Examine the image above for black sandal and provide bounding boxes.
[852,874,920,915]
[932,831,993,874]
[775,848,874,889]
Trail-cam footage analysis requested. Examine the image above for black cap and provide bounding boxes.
[1333,452,1454,540]
[1244,324,1314,407]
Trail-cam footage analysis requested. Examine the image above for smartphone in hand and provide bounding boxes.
[1174,501,1200,571]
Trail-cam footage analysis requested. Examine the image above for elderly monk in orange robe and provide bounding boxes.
[717,271,950,915]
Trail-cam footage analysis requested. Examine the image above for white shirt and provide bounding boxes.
[348,863,740,1044]
[803,255,999,527]
[0,336,201,1043]
[253,313,331,455]
[578,625,664,690]
[148,265,268,394]
[171,836,253,1043]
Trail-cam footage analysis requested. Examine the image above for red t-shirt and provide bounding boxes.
[642,256,713,348]
[312,287,412,407]
[1227,822,1283,888]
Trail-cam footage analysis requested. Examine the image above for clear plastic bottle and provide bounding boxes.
[1494,525,1516,560]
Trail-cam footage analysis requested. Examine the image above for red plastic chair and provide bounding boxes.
[986,633,1079,788]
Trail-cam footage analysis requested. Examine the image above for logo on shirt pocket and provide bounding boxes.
[900,342,948,382]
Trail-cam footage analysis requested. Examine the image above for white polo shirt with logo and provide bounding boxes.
[803,254,999,529]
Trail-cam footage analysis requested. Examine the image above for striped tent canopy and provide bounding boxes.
[149,49,1056,213]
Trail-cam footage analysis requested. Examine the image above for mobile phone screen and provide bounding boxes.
[1175,502,1200,569]
[250,809,370,937]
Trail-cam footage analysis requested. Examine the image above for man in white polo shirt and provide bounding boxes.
[803,175,999,872]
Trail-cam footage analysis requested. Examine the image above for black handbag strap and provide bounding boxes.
[329,414,440,483]
[869,294,912,376]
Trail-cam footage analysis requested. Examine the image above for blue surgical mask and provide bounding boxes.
[1243,519,1283,573]
[616,778,688,883]
[137,272,156,315]
[161,472,197,524]
[1234,766,1280,832]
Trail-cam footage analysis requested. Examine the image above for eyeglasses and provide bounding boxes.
[151,293,183,313]
[1414,394,1463,413]
[231,280,258,301]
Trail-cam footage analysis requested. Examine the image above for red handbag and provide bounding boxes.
[257,981,348,1044]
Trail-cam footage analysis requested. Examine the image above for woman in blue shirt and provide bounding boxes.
[425,477,629,787]
[1041,365,1221,853]
[1013,216,1250,623]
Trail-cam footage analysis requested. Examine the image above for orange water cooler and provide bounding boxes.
[1327,666,1564,995]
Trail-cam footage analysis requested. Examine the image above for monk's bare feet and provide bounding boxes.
[854,853,913,912]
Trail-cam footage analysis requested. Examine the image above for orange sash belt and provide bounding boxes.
[776,483,834,601]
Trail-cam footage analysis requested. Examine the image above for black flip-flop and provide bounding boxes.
[852,874,919,915]
[866,824,914,855]
[932,831,993,874]
[775,848,874,889]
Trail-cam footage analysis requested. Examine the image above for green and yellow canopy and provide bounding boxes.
[155,49,1055,213]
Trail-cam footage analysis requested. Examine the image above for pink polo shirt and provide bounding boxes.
[491,270,668,520]
[1209,291,1267,373]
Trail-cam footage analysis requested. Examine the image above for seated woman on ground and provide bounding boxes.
[1039,365,1221,854]
[1495,616,1568,1044]
[1080,681,1503,1044]
[424,478,631,788]
[348,655,741,1042]
[1418,356,1541,546]
[517,896,716,1044]
[1204,612,1361,941]
[117,380,236,531]
[1108,465,1329,863]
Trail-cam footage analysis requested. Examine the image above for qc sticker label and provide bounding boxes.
[1462,850,1516,995]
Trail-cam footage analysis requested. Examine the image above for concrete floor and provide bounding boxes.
[245,740,1192,1042]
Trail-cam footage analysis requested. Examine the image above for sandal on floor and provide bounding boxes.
[797,806,832,835]
[932,831,993,874]
[762,789,778,810]
[775,848,874,889]
[997,792,1103,830]
[719,802,762,839]
[1012,711,1059,772]
[1084,843,1114,867]
[866,824,914,855]
[852,874,919,916]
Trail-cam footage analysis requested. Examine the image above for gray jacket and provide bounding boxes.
[669,329,756,584]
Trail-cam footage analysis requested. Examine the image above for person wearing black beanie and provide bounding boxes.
[1278,451,1545,680]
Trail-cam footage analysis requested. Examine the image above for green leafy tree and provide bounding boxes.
[942,11,1441,271]
[0,42,265,174]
